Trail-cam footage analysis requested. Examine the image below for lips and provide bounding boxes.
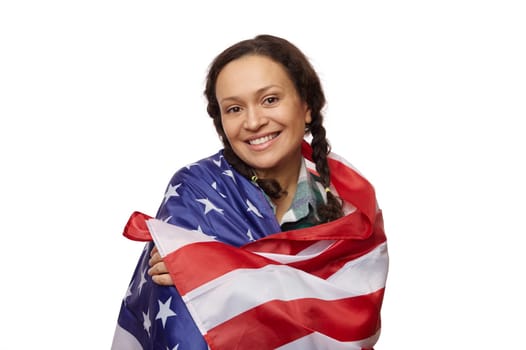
[247,132,279,145]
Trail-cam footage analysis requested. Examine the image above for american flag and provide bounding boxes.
[112,142,388,350]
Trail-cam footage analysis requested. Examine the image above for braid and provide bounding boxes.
[309,117,344,223]
[223,145,285,199]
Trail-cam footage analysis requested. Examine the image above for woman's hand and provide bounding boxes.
[148,246,174,286]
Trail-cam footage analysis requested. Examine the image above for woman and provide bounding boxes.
[112,34,388,350]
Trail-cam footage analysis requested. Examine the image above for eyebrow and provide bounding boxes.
[219,84,282,104]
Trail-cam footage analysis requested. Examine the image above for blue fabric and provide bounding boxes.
[115,150,282,349]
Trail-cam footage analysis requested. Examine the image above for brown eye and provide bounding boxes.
[226,106,241,113]
[263,96,279,105]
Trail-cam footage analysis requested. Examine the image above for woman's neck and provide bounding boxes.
[258,156,303,223]
[256,151,303,191]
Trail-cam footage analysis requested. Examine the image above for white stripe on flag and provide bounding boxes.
[111,325,143,350]
[146,218,215,257]
[183,245,386,332]
[326,150,363,175]
[255,240,337,263]
[327,242,389,294]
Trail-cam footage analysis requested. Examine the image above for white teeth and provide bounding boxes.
[249,133,277,145]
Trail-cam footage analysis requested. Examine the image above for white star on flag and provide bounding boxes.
[222,170,236,182]
[194,225,216,239]
[137,267,148,294]
[246,199,263,218]
[246,229,255,241]
[164,183,181,203]
[196,198,224,215]
[156,297,177,328]
[142,309,152,336]
[185,163,199,169]
[211,182,226,198]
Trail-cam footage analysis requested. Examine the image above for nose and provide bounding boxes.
[243,106,268,130]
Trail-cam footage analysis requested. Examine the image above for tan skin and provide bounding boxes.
[148,54,311,286]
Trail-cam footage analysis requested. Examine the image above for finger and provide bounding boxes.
[148,250,162,267]
[150,245,158,257]
[151,273,174,286]
[148,261,168,276]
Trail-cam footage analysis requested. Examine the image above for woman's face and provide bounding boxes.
[216,54,311,179]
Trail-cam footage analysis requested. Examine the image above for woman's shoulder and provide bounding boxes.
[170,149,227,181]
[162,148,254,200]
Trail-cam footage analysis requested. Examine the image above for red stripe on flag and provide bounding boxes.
[162,211,386,295]
[243,212,386,280]
[163,227,385,296]
[204,289,385,350]
[123,211,153,242]
[328,156,376,223]
[289,235,385,280]
[163,241,277,295]
[293,212,386,279]
[245,210,377,254]
[301,141,376,224]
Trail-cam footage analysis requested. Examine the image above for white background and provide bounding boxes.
[1,1,525,348]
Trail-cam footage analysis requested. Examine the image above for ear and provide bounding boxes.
[304,105,312,124]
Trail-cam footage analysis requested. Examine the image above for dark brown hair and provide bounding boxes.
[204,34,343,223]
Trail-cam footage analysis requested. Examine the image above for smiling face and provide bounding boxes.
[216,54,312,181]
